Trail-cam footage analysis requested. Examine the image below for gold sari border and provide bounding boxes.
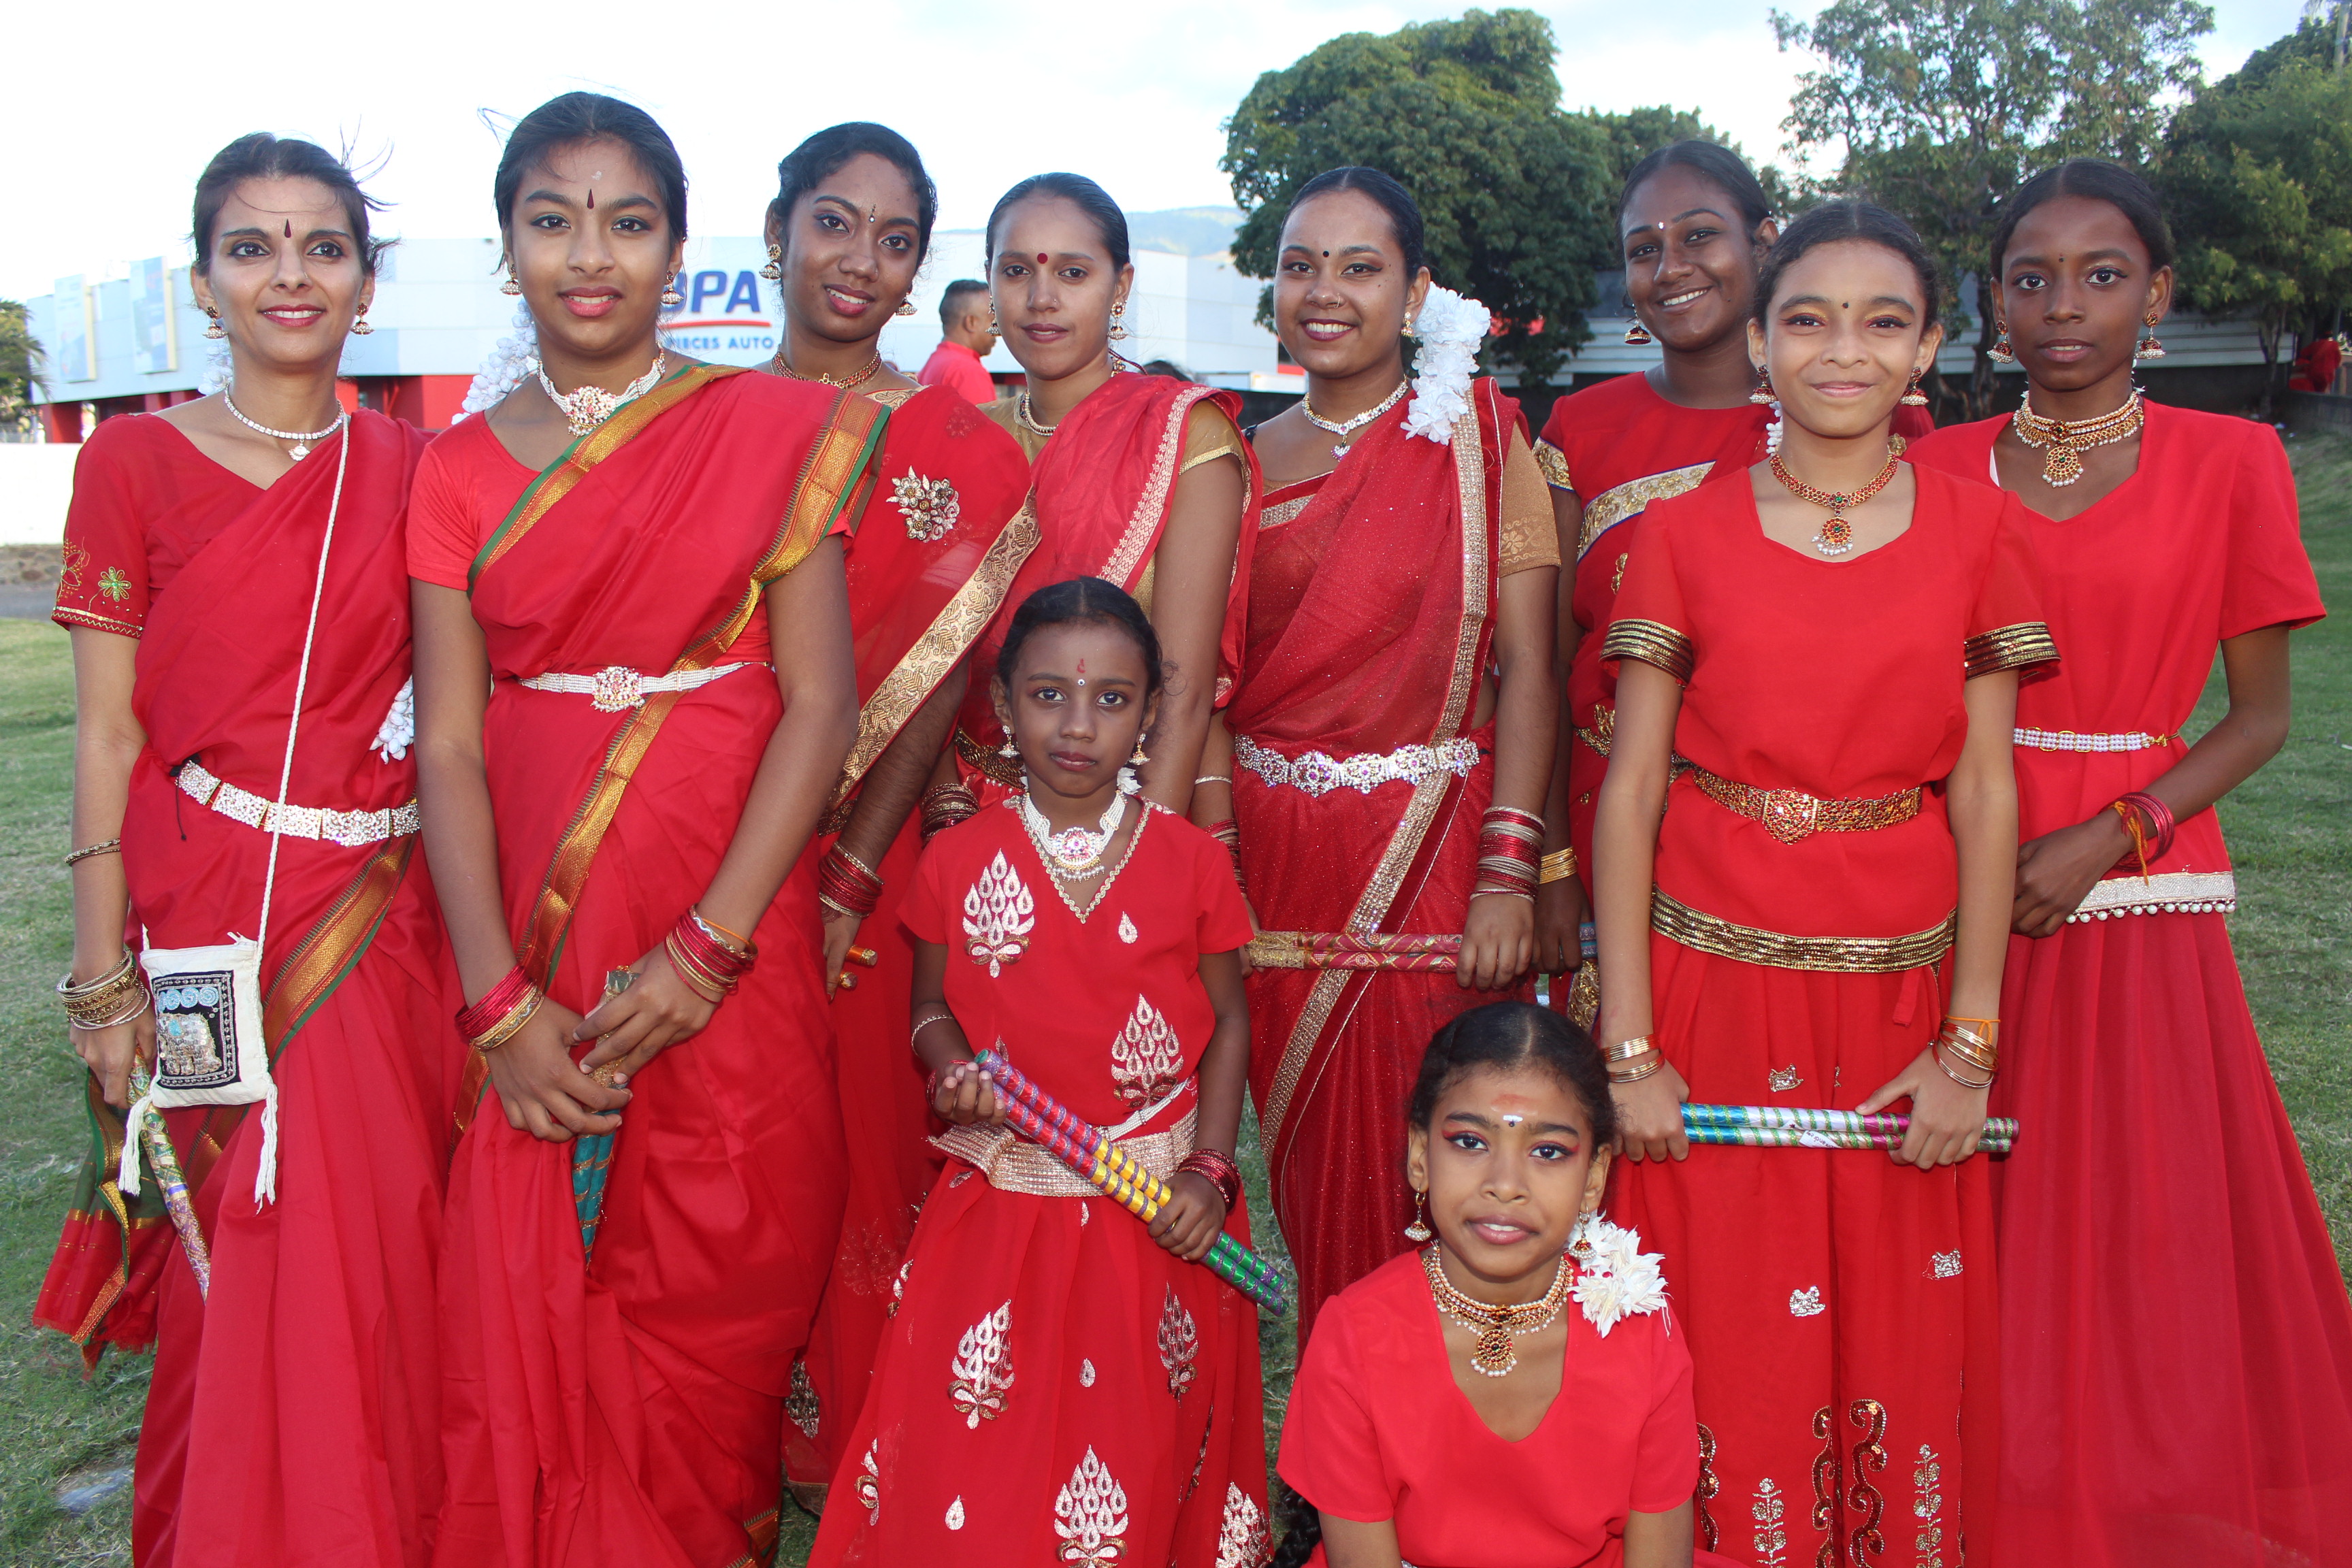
[53,604,144,638]
[1579,462,1712,559]
[1533,438,1573,491]
[1651,887,1955,973]
[932,1106,1196,1197]
[1602,619,1694,685]
[1964,622,2059,681]
[2072,869,2237,919]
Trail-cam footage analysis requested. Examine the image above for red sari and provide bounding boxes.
[39,410,466,1568]
[786,382,1037,1503]
[808,801,1268,1567]
[1232,381,1529,1342]
[410,368,881,1568]
[953,372,1258,794]
[1910,408,2352,1567]
[1601,466,2053,1566]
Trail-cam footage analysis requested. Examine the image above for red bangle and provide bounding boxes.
[455,965,535,1041]
[1177,1149,1242,1212]
[666,911,755,1001]
[2117,790,2176,861]
[817,844,883,917]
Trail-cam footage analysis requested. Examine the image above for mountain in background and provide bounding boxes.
[1125,207,1244,258]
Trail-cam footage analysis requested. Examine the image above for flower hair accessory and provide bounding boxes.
[459,300,540,420]
[1571,1217,1669,1335]
[1401,284,1492,446]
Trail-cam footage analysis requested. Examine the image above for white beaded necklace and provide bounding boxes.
[1018,786,1128,877]
[536,350,668,438]
[1299,378,1408,459]
[222,392,346,461]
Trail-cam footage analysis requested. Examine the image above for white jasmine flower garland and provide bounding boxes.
[1401,284,1492,445]
[1571,1217,1671,1335]
[459,300,539,420]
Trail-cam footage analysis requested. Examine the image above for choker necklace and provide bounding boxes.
[1019,786,1128,877]
[2012,386,2143,487]
[1014,390,1058,441]
[1770,446,1901,557]
[221,393,346,461]
[771,348,882,389]
[1300,379,1408,459]
[536,351,667,438]
[1422,1241,1575,1377]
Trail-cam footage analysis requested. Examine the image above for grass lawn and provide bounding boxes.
[0,431,2345,1565]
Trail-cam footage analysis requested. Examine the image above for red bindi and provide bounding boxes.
[586,190,595,209]
[284,220,293,238]
[1037,253,1048,265]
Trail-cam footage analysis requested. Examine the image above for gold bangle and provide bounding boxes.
[1933,1047,1995,1090]
[472,989,544,1054]
[911,1009,957,1050]
[1194,774,1231,787]
[64,839,122,868]
[1539,847,1577,885]
[1609,1054,1665,1084]
[1604,1034,1654,1062]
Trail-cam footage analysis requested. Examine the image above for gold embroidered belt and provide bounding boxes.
[175,761,420,847]
[1651,887,1955,973]
[932,1105,1196,1198]
[1691,767,1921,846]
[955,726,1024,789]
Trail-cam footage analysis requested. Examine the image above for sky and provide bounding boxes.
[6,0,2313,304]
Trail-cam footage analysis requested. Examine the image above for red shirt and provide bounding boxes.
[55,415,265,637]
[1278,1249,1698,1566]
[916,340,998,408]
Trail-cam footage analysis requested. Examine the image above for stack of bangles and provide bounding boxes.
[455,966,545,1054]
[1475,806,1545,902]
[1177,1147,1243,1213]
[817,845,884,919]
[1201,816,1245,894]
[2108,790,2176,879]
[1539,847,1577,885]
[666,908,757,1002]
[1604,1034,1664,1085]
[56,947,152,1032]
[1935,1015,1999,1089]
[919,781,979,843]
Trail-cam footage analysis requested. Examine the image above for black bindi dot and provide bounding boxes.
[586,190,595,210]
[1322,249,1329,257]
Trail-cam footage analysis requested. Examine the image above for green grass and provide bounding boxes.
[3,435,2347,1563]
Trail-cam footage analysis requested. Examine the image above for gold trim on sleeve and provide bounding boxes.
[1650,887,1956,973]
[1578,462,1713,558]
[1533,438,1573,491]
[1601,619,1695,685]
[1963,621,2059,680]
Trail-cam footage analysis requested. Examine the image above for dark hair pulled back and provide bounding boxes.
[994,577,1165,700]
[495,92,687,240]
[1755,199,1942,323]
[1282,167,1428,278]
[769,122,938,260]
[987,174,1130,272]
[1617,140,1773,241]
[1407,1000,1618,1147]
[1989,158,2176,280]
[193,134,387,276]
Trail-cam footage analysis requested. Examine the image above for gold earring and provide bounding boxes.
[1899,368,1929,406]
[998,737,1019,760]
[1748,368,1775,406]
[661,274,684,308]
[1989,324,2015,364]
[1569,1211,1596,1262]
[988,304,1002,338]
[350,305,375,337]
[895,298,918,317]
[1128,741,1149,767]
[500,257,522,297]
[1403,1189,1432,1243]
[1622,319,1654,346]
[1109,299,1129,341]
[759,244,783,282]
[202,307,227,340]
[2135,314,2167,362]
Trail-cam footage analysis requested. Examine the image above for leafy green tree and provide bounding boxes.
[1773,0,2212,413]
[2159,35,2352,415]
[1221,7,1618,383]
[0,301,42,437]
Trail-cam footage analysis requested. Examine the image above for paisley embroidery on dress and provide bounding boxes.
[1810,1406,1845,1542]
[945,1496,966,1530]
[1789,1286,1825,1318]
[1109,994,1183,1107]
[963,851,1035,977]
[892,472,960,542]
[1216,1484,1273,1568]
[1118,911,1138,943]
[1054,1448,1130,1567]
[1158,1285,1200,1399]
[1846,1399,1890,1560]
[948,1300,1015,1428]
[887,1256,913,1316]
[1912,1443,1946,1567]
[785,1356,820,1439]
[1752,1477,1789,1566]
[855,1441,881,1524]
[1079,1358,1096,1388]
[1695,1424,1722,1552]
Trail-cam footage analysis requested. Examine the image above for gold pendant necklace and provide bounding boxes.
[770,348,882,389]
[1421,1241,1574,1377]
[2012,387,2143,487]
[1769,445,1901,557]
[1300,379,1408,460]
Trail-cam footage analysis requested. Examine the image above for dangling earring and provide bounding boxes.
[1403,1189,1432,1243]
[1748,367,1775,406]
[1568,1211,1597,1262]
[1622,318,1654,346]
[660,274,684,308]
[759,244,783,282]
[1109,299,1129,341]
[201,307,227,340]
[1899,368,1929,406]
[998,737,1019,760]
[1128,741,1149,768]
[500,257,523,297]
[1989,323,2015,364]
[2136,312,2167,361]
[1402,313,1419,341]
[350,304,375,337]
[987,304,1002,338]
[895,298,918,317]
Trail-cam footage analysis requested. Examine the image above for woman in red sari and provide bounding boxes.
[749,121,1036,1506]
[1595,203,2049,1566]
[947,172,1255,819]
[39,135,463,1566]
[1538,143,1929,1021]
[408,94,872,1568]
[1909,160,2352,1567]
[1212,168,1558,1341]
[811,578,1266,1568]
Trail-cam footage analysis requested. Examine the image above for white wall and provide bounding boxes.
[0,446,81,544]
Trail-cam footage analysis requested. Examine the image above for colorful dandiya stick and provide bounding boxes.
[973,1047,1290,1315]
[570,968,633,1265]
[1682,1102,2016,1153]
[127,1071,212,1297]
[1244,930,1461,972]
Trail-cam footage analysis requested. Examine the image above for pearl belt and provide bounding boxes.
[174,760,419,846]
[2013,725,2176,753]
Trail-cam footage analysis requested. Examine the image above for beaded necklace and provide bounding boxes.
[1299,378,1408,459]
[2012,386,2144,487]
[536,351,666,438]
[1421,1241,1574,1377]
[1769,445,1901,557]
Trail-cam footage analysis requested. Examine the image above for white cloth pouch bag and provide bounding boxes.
[121,934,280,1203]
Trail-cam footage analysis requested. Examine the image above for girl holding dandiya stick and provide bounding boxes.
[40,133,465,1568]
[1211,167,1559,1342]
[750,120,1038,1510]
[408,92,872,1566]
[1908,159,2352,1566]
[811,577,1269,1567]
[1595,201,2052,1564]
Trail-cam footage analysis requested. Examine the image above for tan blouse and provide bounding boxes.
[1497,427,1560,577]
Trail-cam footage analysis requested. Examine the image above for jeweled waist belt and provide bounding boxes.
[932,1104,1196,1198]
[2013,725,2177,753]
[1690,766,1922,845]
[1235,733,1482,798]
[1652,887,1955,973]
[174,760,419,846]
[516,661,764,714]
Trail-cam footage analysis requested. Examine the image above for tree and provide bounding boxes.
[2159,33,2352,416]
[0,301,42,437]
[1220,8,1618,384]
[1773,0,2212,415]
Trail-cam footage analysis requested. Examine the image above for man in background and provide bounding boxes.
[917,280,999,406]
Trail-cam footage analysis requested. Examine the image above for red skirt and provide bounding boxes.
[1613,934,1996,1568]
[807,1160,1268,1567]
[1991,911,2352,1566]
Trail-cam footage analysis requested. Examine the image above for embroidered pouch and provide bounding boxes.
[120,934,280,1203]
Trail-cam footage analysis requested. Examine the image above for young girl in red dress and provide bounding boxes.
[811,577,1269,1567]
[1277,1001,1724,1568]
[1595,202,2053,1566]
[1908,159,2352,1567]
